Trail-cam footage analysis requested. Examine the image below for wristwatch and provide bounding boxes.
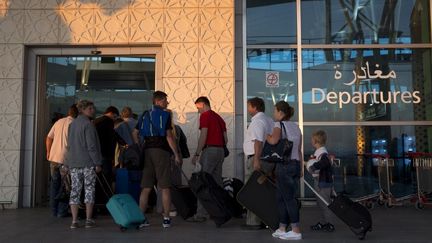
[195,153,200,157]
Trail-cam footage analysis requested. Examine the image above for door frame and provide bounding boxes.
[21,46,163,207]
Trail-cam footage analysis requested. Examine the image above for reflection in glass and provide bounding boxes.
[247,0,297,44]
[301,0,430,44]
[303,125,432,198]
[45,56,155,121]
[302,48,432,122]
[247,49,298,121]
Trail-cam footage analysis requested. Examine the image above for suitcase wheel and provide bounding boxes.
[357,232,366,240]
[377,199,385,206]
[365,201,374,210]
[415,201,424,210]
[120,226,127,232]
[385,202,393,208]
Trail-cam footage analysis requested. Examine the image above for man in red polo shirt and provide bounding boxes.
[189,96,227,222]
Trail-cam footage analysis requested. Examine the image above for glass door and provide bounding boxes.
[34,54,157,206]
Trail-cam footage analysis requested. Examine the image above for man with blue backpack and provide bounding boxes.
[132,91,182,228]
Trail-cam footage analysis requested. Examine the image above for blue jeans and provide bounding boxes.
[275,160,301,226]
[50,163,69,217]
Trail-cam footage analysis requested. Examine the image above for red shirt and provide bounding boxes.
[199,110,226,146]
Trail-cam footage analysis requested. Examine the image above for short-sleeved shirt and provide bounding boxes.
[275,121,302,161]
[47,116,74,164]
[243,112,274,156]
[199,110,226,146]
[136,106,172,152]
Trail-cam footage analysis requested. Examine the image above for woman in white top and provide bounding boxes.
[266,101,303,240]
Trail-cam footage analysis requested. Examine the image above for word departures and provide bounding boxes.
[311,62,421,108]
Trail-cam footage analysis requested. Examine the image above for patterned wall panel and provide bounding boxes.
[219,113,234,148]
[58,0,98,9]
[0,0,9,9]
[129,8,164,43]
[130,0,165,9]
[24,10,59,44]
[165,0,199,8]
[0,44,23,79]
[199,78,233,113]
[163,43,199,77]
[1,0,23,9]
[0,187,18,208]
[199,43,234,77]
[0,10,24,43]
[163,78,199,148]
[0,0,235,207]
[0,150,20,187]
[24,0,60,9]
[58,8,94,44]
[164,8,199,43]
[0,79,22,114]
[93,8,129,44]
[199,0,234,8]
[92,0,130,9]
[199,8,233,42]
[0,114,21,150]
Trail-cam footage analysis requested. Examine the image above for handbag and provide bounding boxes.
[260,122,293,163]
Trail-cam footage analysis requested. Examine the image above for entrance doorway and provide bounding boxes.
[29,47,161,207]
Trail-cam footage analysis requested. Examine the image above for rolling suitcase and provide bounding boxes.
[303,179,372,240]
[188,171,237,227]
[171,185,197,220]
[115,168,129,194]
[236,171,279,231]
[128,170,143,203]
[223,177,245,218]
[106,194,146,231]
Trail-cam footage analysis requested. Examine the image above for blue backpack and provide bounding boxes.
[137,108,170,138]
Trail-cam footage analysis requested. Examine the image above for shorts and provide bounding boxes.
[141,148,171,189]
[69,167,96,205]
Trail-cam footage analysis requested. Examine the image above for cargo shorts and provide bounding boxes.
[141,148,171,189]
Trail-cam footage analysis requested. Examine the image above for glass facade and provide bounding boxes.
[302,48,432,122]
[44,56,155,120]
[301,0,431,44]
[246,0,432,196]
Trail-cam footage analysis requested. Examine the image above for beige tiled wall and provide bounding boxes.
[0,0,235,208]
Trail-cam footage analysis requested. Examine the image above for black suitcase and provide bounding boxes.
[171,185,197,220]
[189,171,237,227]
[236,171,279,231]
[304,179,372,240]
[223,177,245,218]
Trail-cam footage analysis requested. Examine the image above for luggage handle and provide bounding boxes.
[302,178,330,207]
[96,172,114,197]
[257,170,275,186]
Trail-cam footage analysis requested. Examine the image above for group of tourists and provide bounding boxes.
[46,91,335,241]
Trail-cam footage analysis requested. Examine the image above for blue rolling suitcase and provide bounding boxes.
[106,194,146,231]
[115,168,129,194]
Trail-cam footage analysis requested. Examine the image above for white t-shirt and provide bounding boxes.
[307,146,328,177]
[47,116,73,164]
[275,121,302,161]
[243,112,274,156]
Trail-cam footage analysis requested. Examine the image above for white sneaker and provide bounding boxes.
[279,231,302,240]
[272,229,286,238]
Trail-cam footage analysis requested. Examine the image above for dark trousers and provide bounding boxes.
[49,162,68,217]
[275,160,301,226]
